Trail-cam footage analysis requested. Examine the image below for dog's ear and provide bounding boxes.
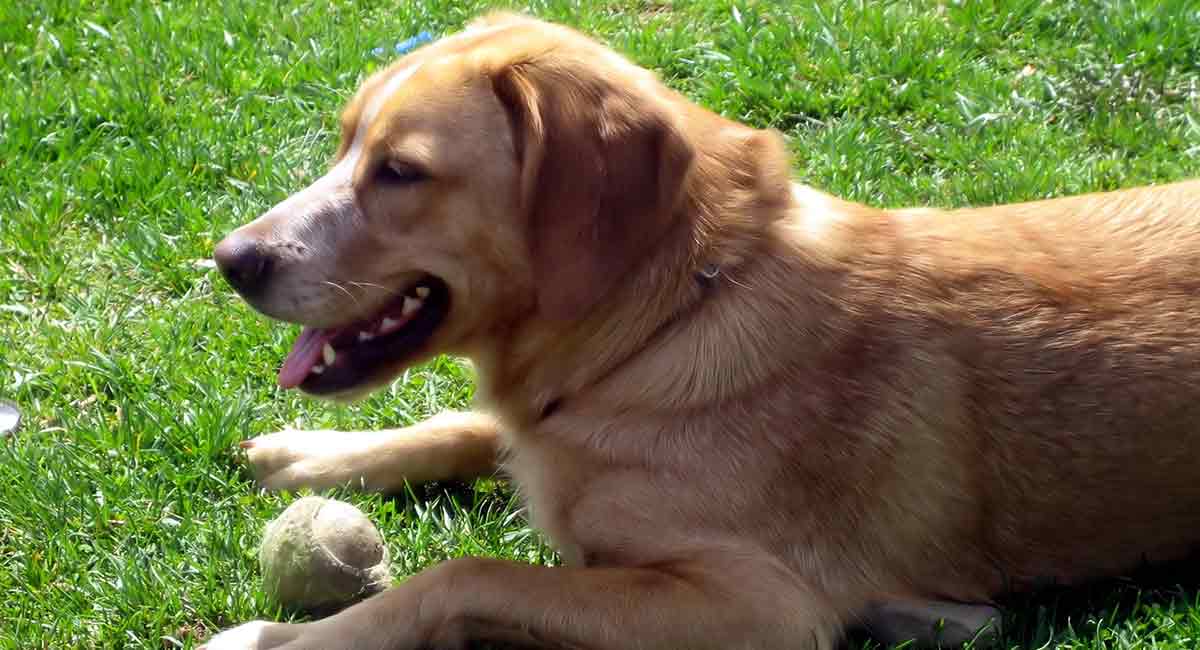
[491,58,695,319]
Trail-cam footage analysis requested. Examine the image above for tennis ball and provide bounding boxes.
[258,496,391,612]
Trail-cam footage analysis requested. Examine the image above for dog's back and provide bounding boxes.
[898,181,1200,590]
[784,180,1200,601]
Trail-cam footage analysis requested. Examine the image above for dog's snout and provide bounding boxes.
[214,233,274,297]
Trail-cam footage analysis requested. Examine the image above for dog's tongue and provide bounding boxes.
[278,326,331,389]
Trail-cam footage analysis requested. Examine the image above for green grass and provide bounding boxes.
[2,0,1199,647]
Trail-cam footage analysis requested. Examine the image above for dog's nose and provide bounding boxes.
[214,233,273,297]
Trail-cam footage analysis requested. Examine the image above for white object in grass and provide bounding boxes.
[0,401,19,437]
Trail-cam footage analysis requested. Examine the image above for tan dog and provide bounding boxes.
[204,12,1200,650]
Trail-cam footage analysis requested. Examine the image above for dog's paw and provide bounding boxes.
[239,428,359,491]
[200,621,297,650]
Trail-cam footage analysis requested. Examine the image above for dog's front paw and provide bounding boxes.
[239,428,355,491]
[200,621,299,650]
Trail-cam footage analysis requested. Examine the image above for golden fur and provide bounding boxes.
[205,13,1200,650]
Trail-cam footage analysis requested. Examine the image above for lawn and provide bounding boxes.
[2,0,1199,647]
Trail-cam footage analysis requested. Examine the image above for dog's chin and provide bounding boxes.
[278,276,453,398]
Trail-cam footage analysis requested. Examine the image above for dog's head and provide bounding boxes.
[214,14,704,399]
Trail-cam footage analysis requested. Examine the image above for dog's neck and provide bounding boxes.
[470,176,886,433]
[583,187,883,411]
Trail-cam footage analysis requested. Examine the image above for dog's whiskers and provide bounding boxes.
[322,280,362,307]
[347,280,391,293]
[346,280,408,304]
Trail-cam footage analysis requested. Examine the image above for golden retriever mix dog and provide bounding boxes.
[204,12,1200,650]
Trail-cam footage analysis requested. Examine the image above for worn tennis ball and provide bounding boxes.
[258,496,391,612]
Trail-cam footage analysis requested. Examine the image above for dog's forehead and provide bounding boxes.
[338,22,538,150]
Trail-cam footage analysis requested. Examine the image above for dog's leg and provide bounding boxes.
[202,556,840,650]
[856,599,1002,648]
[240,411,500,492]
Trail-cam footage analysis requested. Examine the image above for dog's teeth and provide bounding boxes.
[311,364,325,375]
[414,285,430,299]
[358,330,375,342]
[402,296,421,317]
[322,343,336,365]
[381,317,399,332]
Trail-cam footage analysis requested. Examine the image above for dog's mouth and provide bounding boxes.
[277,276,450,395]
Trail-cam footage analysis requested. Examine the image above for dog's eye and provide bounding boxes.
[378,161,428,186]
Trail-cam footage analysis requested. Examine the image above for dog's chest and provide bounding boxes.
[500,436,593,565]
[498,419,795,570]
[500,431,702,568]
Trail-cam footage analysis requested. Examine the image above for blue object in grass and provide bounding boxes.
[371,31,435,58]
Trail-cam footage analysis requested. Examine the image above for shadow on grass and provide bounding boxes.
[993,553,1200,649]
[843,552,1200,649]
[378,478,490,509]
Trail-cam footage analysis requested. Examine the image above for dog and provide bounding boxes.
[203,12,1200,650]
